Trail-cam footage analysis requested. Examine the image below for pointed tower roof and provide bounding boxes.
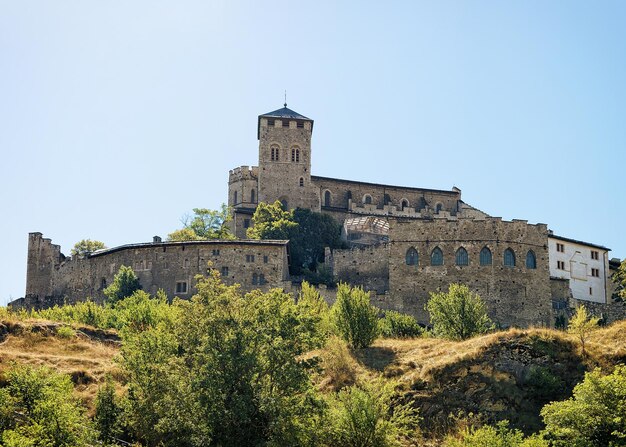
[258,105,314,139]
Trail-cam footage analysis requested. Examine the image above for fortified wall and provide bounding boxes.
[327,217,553,328]
[19,233,290,309]
[388,217,552,328]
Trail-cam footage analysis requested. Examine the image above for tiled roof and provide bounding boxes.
[259,106,312,121]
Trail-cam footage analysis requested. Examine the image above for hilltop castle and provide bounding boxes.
[17,105,625,327]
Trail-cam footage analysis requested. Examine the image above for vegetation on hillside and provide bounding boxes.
[1,274,626,446]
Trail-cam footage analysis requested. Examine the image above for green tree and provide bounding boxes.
[541,365,626,447]
[612,258,626,301]
[324,380,421,447]
[290,207,344,273]
[168,204,235,241]
[104,265,142,304]
[0,365,96,446]
[567,305,599,356]
[248,202,345,276]
[95,375,122,443]
[247,200,298,240]
[71,239,106,258]
[332,283,380,349]
[120,270,323,446]
[426,283,494,341]
[297,281,332,347]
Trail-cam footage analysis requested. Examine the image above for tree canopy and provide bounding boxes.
[248,201,345,276]
[168,204,235,241]
[71,239,106,258]
[103,265,142,304]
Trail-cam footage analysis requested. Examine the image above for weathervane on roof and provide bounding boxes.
[284,90,287,108]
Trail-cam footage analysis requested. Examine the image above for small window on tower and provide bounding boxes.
[268,119,275,127]
[297,121,304,128]
[282,120,289,128]
[291,148,300,162]
[299,177,304,187]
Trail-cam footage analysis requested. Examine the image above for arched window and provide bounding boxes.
[324,190,331,207]
[234,191,238,205]
[504,248,516,267]
[299,177,304,187]
[455,247,469,266]
[291,148,300,162]
[435,203,443,214]
[405,247,418,266]
[480,247,492,266]
[271,146,279,161]
[252,273,258,285]
[250,189,255,203]
[431,247,443,266]
[401,199,409,210]
[364,194,372,205]
[526,250,537,269]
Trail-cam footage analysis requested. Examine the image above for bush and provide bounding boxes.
[0,365,96,446]
[320,336,358,390]
[526,366,564,401]
[56,325,76,339]
[104,265,142,304]
[332,283,380,349]
[444,421,547,446]
[324,379,421,447]
[541,365,626,446]
[426,284,494,340]
[380,310,423,338]
[95,375,122,443]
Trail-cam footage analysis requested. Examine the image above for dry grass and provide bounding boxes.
[0,320,121,414]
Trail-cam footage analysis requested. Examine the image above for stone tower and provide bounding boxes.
[256,106,320,211]
[25,232,64,302]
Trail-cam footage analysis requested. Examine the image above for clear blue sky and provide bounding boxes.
[1,1,624,305]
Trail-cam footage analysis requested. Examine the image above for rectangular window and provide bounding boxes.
[183,258,189,268]
[557,260,565,270]
[268,119,274,127]
[244,219,251,228]
[589,287,593,295]
[591,268,600,277]
[263,255,268,264]
[282,120,289,128]
[246,254,255,262]
[556,243,565,253]
[297,121,304,128]
[176,281,188,294]
[212,249,220,256]
[221,266,229,277]
[591,250,599,260]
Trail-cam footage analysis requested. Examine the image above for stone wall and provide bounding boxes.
[387,218,552,328]
[312,176,462,218]
[21,234,291,308]
[328,243,390,294]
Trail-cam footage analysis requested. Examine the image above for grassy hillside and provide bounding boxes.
[2,317,625,442]
[0,319,120,413]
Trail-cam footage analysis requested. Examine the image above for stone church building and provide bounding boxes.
[17,105,623,328]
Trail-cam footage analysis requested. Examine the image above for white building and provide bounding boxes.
[548,234,610,304]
